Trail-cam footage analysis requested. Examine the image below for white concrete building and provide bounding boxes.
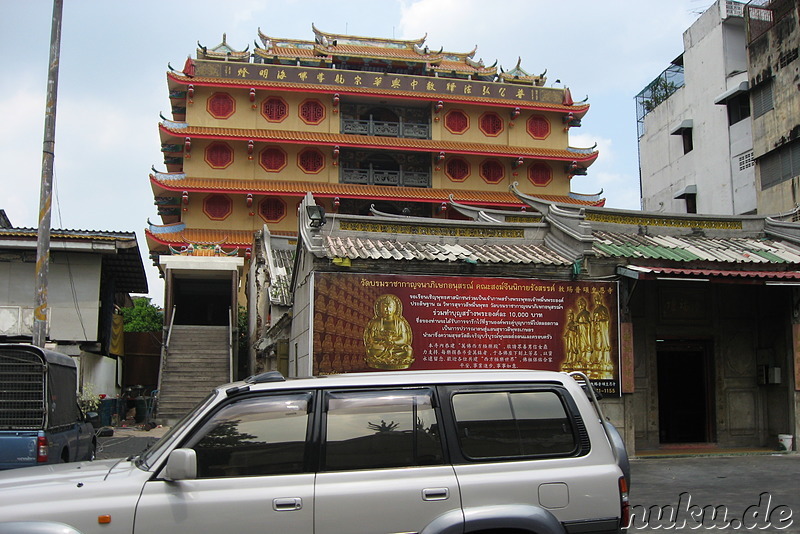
[637,0,755,215]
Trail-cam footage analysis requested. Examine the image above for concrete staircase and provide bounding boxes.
[156,325,231,425]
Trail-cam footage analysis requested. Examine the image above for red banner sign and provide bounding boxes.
[312,272,620,396]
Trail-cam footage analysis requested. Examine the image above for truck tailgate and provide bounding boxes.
[0,431,39,470]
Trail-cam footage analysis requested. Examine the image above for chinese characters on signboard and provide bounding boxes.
[193,61,565,107]
[312,272,621,396]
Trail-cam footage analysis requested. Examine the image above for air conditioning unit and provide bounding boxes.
[0,306,37,336]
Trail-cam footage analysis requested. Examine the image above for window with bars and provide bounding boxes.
[479,112,503,136]
[445,157,470,181]
[203,194,232,220]
[262,97,288,122]
[528,163,552,186]
[480,159,505,183]
[444,110,469,134]
[760,141,800,189]
[259,198,287,222]
[207,92,235,119]
[527,115,550,139]
[738,150,754,171]
[751,81,774,119]
[298,148,325,173]
[260,147,287,172]
[300,99,325,124]
[205,142,234,169]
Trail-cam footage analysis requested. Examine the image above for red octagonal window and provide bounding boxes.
[299,99,325,125]
[444,110,469,134]
[261,96,288,122]
[203,194,232,220]
[260,147,287,172]
[445,157,470,182]
[298,148,325,174]
[205,141,234,169]
[480,159,505,184]
[207,92,235,119]
[528,162,553,186]
[527,115,551,139]
[479,112,503,137]
[259,198,287,222]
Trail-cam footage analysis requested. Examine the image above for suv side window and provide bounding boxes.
[323,389,443,471]
[186,393,311,478]
[452,390,577,459]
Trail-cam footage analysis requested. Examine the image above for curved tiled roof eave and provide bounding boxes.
[158,124,599,163]
[149,174,603,207]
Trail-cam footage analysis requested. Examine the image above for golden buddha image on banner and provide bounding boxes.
[311,272,620,396]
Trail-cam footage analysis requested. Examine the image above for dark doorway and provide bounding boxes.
[172,278,232,326]
[657,341,715,443]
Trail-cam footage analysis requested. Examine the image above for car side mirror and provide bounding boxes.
[163,448,198,481]
[85,411,100,427]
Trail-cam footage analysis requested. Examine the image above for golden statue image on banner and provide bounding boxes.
[364,294,414,370]
[560,293,614,379]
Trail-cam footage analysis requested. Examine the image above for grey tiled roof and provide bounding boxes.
[593,231,800,264]
[322,235,572,265]
[267,248,295,307]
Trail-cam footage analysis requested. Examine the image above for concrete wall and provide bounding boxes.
[639,0,755,215]
[748,5,800,214]
[0,252,101,341]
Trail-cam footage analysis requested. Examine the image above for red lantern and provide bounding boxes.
[245,248,252,260]
[184,137,191,158]
[440,202,447,213]
[249,88,256,108]
[434,101,444,114]
[246,194,253,208]
[248,140,254,160]
[332,93,340,113]
[187,84,194,104]
[333,197,340,210]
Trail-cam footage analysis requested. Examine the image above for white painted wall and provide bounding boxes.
[0,252,101,341]
[639,0,755,215]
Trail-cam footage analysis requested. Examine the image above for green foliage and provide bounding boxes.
[121,297,164,332]
[238,305,249,355]
[78,383,101,412]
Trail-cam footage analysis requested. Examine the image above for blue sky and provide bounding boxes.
[1,0,711,303]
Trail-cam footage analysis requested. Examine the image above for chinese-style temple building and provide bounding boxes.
[146,27,603,421]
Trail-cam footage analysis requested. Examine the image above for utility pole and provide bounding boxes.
[33,0,64,347]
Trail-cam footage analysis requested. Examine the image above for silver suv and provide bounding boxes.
[0,369,629,534]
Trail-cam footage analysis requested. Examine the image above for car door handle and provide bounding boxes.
[422,488,449,501]
[273,497,302,511]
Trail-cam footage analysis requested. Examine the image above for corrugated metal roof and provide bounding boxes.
[593,231,800,264]
[322,235,571,265]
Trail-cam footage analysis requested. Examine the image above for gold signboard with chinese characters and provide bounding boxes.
[193,61,568,107]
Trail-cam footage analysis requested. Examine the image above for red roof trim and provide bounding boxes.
[159,125,599,163]
[624,265,800,281]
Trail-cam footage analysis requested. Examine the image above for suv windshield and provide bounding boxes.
[136,392,217,470]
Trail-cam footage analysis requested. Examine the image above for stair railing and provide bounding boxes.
[156,305,177,409]
[164,305,177,354]
[228,306,234,382]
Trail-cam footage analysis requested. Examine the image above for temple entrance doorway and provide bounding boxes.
[657,340,715,444]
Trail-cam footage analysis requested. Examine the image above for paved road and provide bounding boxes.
[629,454,799,533]
[98,433,798,532]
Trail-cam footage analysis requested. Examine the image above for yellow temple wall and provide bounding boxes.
[432,104,568,151]
[186,86,336,134]
[181,193,301,234]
